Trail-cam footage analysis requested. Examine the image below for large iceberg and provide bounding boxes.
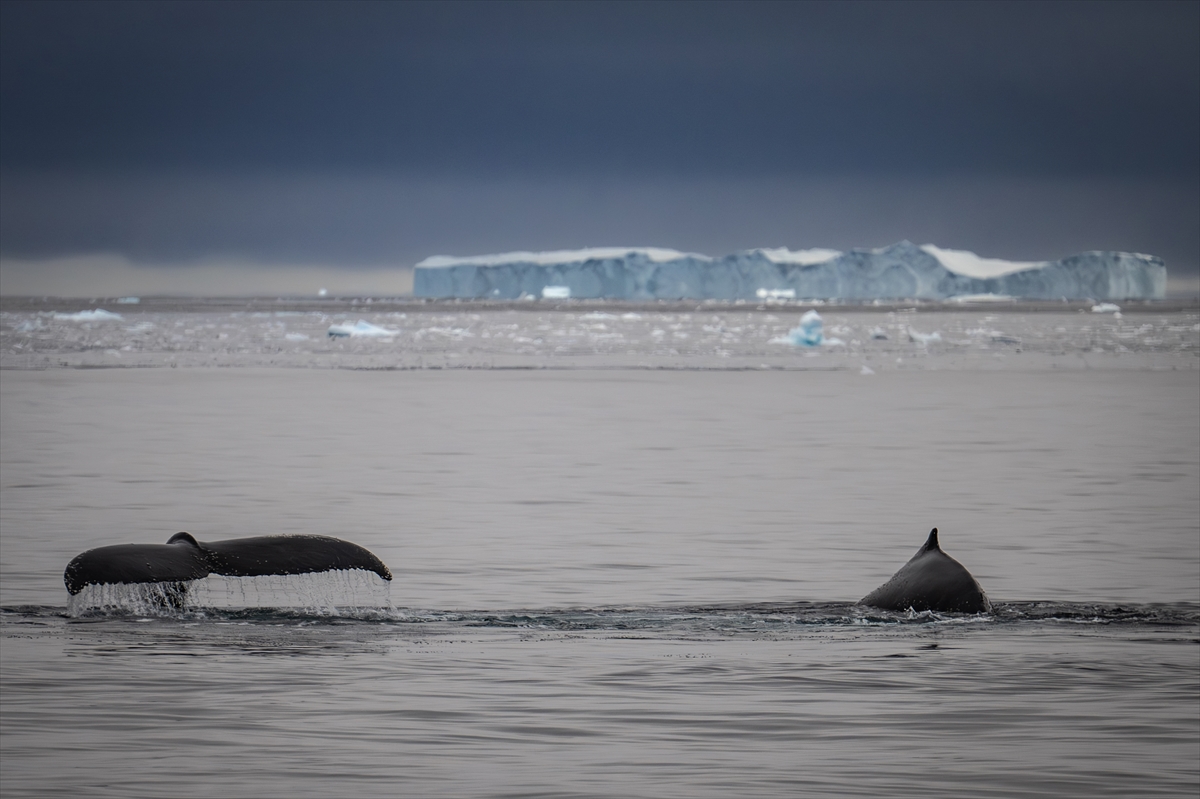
[413,242,1166,301]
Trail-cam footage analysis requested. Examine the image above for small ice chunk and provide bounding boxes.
[14,319,43,332]
[1092,303,1121,313]
[786,310,824,347]
[542,286,571,299]
[756,288,796,299]
[869,326,888,340]
[285,332,310,341]
[115,297,140,304]
[906,327,942,345]
[53,309,123,321]
[318,288,328,297]
[327,320,399,338]
[860,365,875,375]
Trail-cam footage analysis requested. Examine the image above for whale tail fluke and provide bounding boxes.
[200,535,393,582]
[65,533,392,595]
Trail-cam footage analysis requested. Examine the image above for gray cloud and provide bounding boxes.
[3,1,1196,176]
[1,1,1197,292]
[3,171,1194,267]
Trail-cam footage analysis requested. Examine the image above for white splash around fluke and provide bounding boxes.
[67,570,393,617]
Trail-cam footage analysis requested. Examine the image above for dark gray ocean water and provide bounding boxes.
[2,303,1198,798]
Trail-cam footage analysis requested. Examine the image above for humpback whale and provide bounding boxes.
[859,528,990,613]
[64,532,392,596]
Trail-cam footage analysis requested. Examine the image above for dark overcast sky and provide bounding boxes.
[1,0,1197,287]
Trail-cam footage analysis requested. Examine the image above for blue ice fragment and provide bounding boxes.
[787,310,824,347]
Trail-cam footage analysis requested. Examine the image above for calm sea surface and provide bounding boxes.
[2,305,1198,798]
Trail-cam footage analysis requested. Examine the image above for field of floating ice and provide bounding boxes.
[2,302,1196,371]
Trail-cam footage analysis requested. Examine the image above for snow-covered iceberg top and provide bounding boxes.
[919,244,1045,279]
[417,247,711,268]
[753,247,842,265]
[417,244,1050,275]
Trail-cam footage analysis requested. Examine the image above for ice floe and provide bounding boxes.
[945,293,1016,303]
[53,309,123,322]
[327,320,399,338]
[907,328,942,345]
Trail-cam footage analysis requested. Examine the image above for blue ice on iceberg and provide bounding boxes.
[413,242,1166,301]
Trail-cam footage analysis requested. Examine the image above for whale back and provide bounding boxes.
[64,533,392,595]
[859,528,990,613]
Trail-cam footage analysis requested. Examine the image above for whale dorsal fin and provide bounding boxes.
[918,528,940,554]
[167,532,200,547]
